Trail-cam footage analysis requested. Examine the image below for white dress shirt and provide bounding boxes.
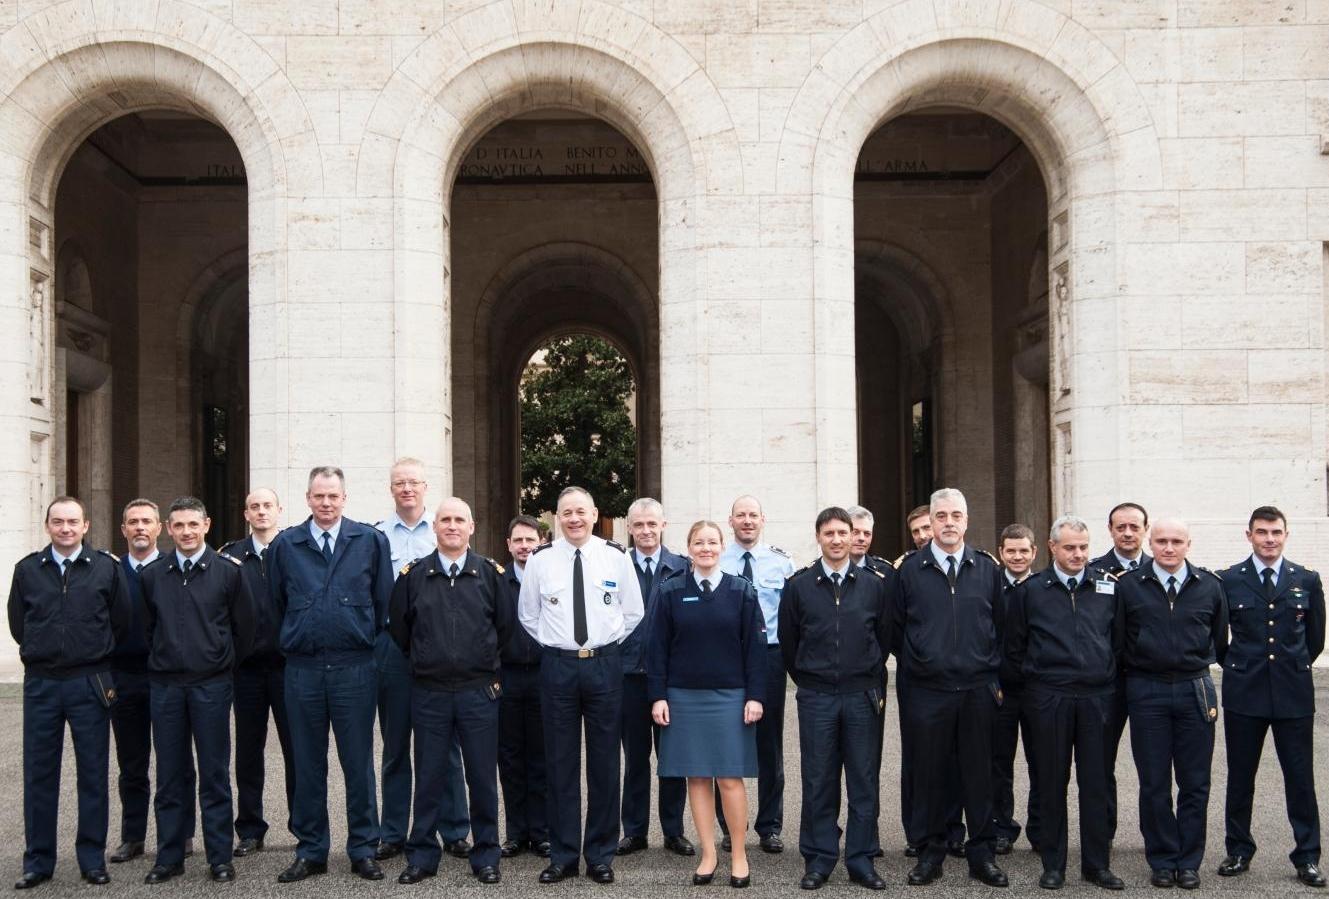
[518,536,645,650]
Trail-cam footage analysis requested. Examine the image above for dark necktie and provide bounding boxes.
[182,558,194,577]
[1166,575,1178,605]
[320,531,333,561]
[741,551,754,584]
[945,555,957,589]
[60,558,70,583]
[643,557,654,591]
[1262,567,1276,599]
[701,578,712,596]
[830,571,842,601]
[449,562,459,579]
[1129,558,1139,570]
[573,549,588,647]
[1067,576,1077,593]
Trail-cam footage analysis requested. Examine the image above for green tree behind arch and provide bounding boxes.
[519,334,637,518]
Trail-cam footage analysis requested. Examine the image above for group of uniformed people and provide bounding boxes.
[6,464,1325,892]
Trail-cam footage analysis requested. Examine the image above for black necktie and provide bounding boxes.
[182,559,194,577]
[1262,567,1276,599]
[741,551,754,584]
[830,571,842,601]
[60,558,70,583]
[701,578,712,596]
[945,555,957,588]
[320,531,333,560]
[573,549,588,647]
[449,562,459,579]
[1067,576,1077,593]
[1129,558,1139,570]
[1166,575,1178,605]
[643,557,654,590]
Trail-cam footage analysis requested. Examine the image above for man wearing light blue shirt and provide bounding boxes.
[718,495,795,853]
[374,458,470,861]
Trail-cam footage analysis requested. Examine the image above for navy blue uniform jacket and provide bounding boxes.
[780,562,892,694]
[646,570,766,703]
[220,537,282,664]
[1004,565,1122,695]
[1118,563,1228,680]
[892,545,1002,691]
[622,546,687,675]
[141,547,257,684]
[267,517,393,667]
[1220,556,1324,719]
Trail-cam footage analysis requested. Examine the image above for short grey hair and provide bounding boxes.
[307,466,346,490]
[1049,515,1090,543]
[929,487,967,514]
[626,497,664,520]
[846,505,874,527]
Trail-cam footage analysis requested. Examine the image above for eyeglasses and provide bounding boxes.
[391,480,425,490]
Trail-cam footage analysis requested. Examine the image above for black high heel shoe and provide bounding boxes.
[729,873,751,888]
[693,868,716,886]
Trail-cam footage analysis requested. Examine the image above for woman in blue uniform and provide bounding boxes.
[647,520,766,888]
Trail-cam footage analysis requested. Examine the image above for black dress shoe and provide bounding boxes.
[664,835,696,856]
[730,873,751,888]
[444,839,472,859]
[13,873,50,890]
[211,864,235,883]
[81,869,110,886]
[351,858,384,881]
[904,844,921,858]
[948,841,966,858]
[587,864,614,884]
[721,834,732,852]
[616,836,647,855]
[1176,869,1200,890]
[374,841,403,861]
[693,868,716,886]
[110,842,144,864]
[501,840,526,858]
[276,858,327,883]
[234,838,262,858]
[1299,864,1328,887]
[1150,869,1175,888]
[475,866,501,884]
[1217,855,1250,876]
[398,865,435,885]
[539,863,577,884]
[994,837,1013,856]
[760,833,784,854]
[800,871,828,890]
[872,847,884,858]
[908,861,943,886]
[970,860,1009,887]
[144,864,182,885]
[1040,870,1065,890]
[849,869,887,889]
[533,841,552,858]
[1083,869,1125,890]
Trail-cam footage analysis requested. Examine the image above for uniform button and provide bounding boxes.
[1269,636,1276,643]
[1269,654,1276,660]
[1269,603,1276,609]
[1269,620,1275,626]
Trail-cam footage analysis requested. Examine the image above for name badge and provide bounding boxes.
[1095,580,1115,595]
[681,596,700,603]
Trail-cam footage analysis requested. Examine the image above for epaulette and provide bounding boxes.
[867,567,886,579]
[1196,565,1222,580]
[770,545,791,558]
[1096,569,1119,581]
[869,554,890,566]
[891,550,915,570]
[219,552,244,567]
[98,549,120,563]
[532,542,554,554]
[605,539,627,553]
[789,562,816,578]
[486,557,505,575]
[979,549,1000,566]
[399,560,414,577]
[20,550,41,563]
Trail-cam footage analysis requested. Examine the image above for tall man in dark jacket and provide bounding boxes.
[1119,518,1227,890]
[141,496,255,884]
[497,515,549,858]
[618,497,692,857]
[1004,516,1124,891]
[9,496,131,889]
[390,498,513,885]
[220,487,292,857]
[1216,506,1326,887]
[267,466,395,883]
[780,506,892,890]
[892,488,1008,887]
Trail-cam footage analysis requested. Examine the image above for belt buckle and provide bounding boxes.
[577,648,593,659]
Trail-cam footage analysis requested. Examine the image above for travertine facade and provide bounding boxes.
[2,0,1328,671]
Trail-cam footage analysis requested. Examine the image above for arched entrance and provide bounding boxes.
[449,117,660,553]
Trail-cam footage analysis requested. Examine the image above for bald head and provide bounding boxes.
[1149,517,1191,574]
[435,497,474,522]
[243,487,282,543]
[434,497,476,555]
[729,495,765,550]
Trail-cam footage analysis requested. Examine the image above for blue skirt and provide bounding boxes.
[657,687,758,778]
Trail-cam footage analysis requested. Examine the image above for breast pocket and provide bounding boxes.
[279,593,318,653]
[541,582,567,605]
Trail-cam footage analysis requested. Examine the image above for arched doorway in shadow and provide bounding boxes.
[450,116,660,554]
[855,111,1051,554]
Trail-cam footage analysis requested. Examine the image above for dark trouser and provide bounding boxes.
[498,664,547,844]
[109,667,151,844]
[540,647,623,869]
[150,680,234,867]
[620,673,685,839]
[1224,710,1321,866]
[719,644,786,838]
[285,661,379,863]
[22,673,110,876]
[406,685,501,872]
[795,688,882,880]
[904,683,998,867]
[898,672,964,847]
[1126,675,1214,872]
[1104,677,1127,841]
[1025,688,1111,874]
[233,658,294,842]
[992,685,1041,846]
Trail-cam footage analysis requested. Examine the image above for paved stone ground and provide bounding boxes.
[1,672,1326,897]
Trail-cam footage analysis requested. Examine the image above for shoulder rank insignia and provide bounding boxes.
[486,557,505,574]
[605,539,627,553]
[868,567,886,579]
[220,553,244,567]
[891,550,914,570]
[98,549,120,563]
[399,560,414,577]
[769,545,791,558]
[532,543,554,555]
[979,549,1000,566]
